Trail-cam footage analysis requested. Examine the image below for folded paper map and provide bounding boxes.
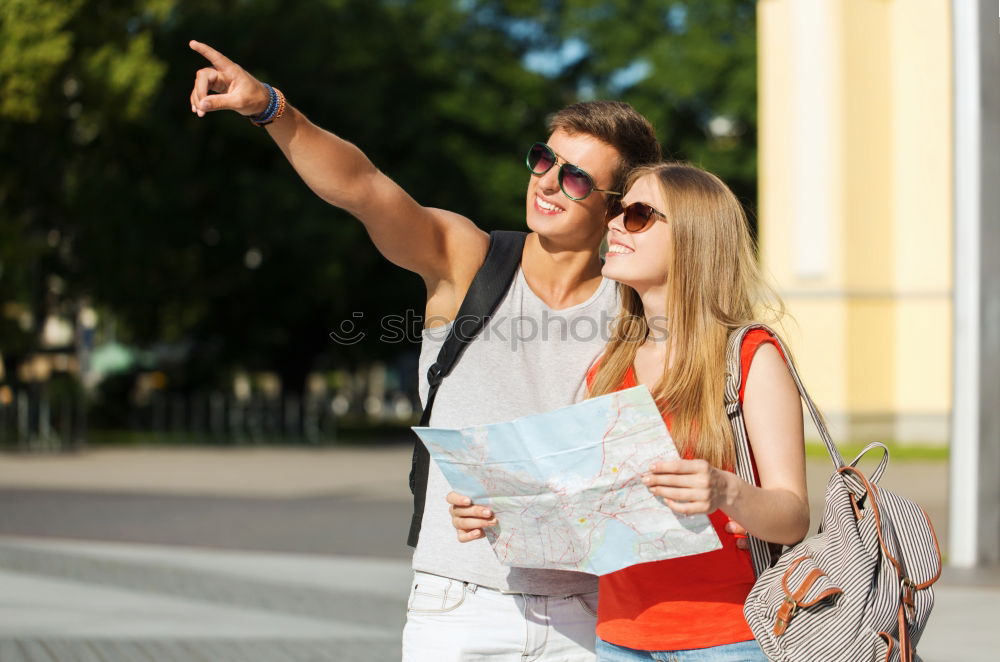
[413,385,721,576]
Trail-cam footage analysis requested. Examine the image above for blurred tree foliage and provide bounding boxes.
[0,0,756,394]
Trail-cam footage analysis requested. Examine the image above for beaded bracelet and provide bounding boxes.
[249,83,287,127]
[250,83,276,122]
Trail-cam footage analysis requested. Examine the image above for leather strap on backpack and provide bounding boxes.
[406,230,527,548]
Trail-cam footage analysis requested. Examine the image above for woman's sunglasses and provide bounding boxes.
[525,142,622,201]
[606,199,669,233]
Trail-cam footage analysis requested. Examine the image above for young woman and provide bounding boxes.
[586,162,809,661]
[449,162,809,660]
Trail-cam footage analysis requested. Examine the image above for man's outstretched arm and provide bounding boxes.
[187,40,487,291]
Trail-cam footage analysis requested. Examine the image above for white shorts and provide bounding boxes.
[402,570,598,661]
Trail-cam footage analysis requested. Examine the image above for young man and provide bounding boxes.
[188,40,661,661]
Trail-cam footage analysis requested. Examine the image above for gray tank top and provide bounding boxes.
[413,267,619,595]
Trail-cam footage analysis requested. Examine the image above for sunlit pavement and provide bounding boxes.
[0,445,995,661]
[0,536,409,661]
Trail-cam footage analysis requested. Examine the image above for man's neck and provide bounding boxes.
[519,232,605,310]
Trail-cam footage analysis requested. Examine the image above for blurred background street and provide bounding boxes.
[0,444,416,661]
[0,444,996,661]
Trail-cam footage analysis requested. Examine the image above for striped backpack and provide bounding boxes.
[725,325,942,662]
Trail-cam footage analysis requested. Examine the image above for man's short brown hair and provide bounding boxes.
[548,100,662,194]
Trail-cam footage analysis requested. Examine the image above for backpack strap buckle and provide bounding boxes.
[774,596,798,636]
[426,363,444,388]
[901,577,917,623]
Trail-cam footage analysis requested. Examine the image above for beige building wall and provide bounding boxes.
[758,0,952,444]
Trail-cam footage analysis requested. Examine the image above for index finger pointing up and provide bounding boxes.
[189,40,234,70]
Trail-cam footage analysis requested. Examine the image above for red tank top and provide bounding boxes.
[587,329,781,651]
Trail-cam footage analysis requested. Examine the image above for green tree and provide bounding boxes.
[1,0,758,400]
[0,0,173,367]
[2,0,566,394]
[474,0,758,208]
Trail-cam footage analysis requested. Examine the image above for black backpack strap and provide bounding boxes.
[406,230,527,548]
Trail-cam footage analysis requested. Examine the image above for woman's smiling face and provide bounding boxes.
[601,173,673,292]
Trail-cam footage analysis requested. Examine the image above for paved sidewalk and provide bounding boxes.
[0,445,414,499]
[0,535,410,661]
[0,445,994,661]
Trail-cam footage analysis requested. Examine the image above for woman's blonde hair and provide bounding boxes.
[589,162,784,469]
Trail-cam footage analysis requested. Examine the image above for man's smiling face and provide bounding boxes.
[524,128,621,247]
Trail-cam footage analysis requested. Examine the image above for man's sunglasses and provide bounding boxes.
[526,142,622,201]
[606,200,669,233]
